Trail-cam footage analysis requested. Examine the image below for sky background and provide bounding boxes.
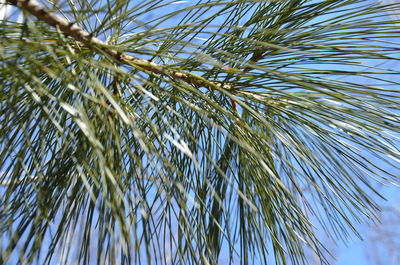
[1,0,399,264]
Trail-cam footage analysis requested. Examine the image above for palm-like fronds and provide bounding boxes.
[0,0,399,264]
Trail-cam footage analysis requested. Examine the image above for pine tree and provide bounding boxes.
[1,0,399,264]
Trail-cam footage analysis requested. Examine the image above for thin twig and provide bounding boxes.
[6,0,233,91]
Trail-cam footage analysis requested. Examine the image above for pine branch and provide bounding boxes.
[6,0,234,91]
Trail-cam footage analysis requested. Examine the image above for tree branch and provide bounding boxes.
[6,0,233,91]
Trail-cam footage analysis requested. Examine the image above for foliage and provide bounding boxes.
[0,0,400,264]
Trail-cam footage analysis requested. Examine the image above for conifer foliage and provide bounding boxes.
[1,0,400,264]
